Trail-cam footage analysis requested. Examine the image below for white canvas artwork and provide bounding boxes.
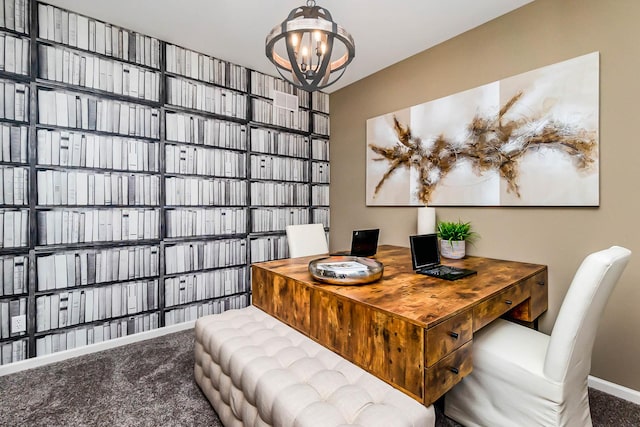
[366,52,599,206]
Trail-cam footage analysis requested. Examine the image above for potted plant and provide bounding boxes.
[437,220,478,259]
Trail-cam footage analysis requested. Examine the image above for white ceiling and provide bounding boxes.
[45,0,534,93]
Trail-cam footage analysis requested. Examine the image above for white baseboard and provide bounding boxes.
[0,321,196,377]
[588,375,640,405]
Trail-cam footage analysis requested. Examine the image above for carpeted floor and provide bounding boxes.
[0,330,222,427]
[0,329,639,426]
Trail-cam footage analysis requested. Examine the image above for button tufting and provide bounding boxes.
[194,305,435,427]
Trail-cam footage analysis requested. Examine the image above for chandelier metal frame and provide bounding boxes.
[265,0,355,92]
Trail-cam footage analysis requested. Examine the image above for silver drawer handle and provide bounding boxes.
[449,367,459,374]
[505,300,513,305]
[449,332,459,339]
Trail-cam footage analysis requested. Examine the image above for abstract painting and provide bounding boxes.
[366,52,599,206]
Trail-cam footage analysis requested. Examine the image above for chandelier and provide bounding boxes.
[265,0,355,92]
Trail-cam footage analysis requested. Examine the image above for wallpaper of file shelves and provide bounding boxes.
[310,96,330,242]
[34,2,164,359]
[248,71,330,264]
[163,41,250,326]
[0,0,331,364]
[0,0,30,366]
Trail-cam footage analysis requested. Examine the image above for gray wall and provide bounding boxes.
[330,0,640,391]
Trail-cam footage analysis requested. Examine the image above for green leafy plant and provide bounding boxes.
[437,220,479,244]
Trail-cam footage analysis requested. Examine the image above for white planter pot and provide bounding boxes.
[440,240,466,259]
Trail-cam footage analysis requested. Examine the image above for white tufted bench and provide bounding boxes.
[194,305,435,427]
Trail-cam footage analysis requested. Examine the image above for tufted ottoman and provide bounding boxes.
[194,305,435,427]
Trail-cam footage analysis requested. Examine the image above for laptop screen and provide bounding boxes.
[351,229,379,257]
[410,233,440,270]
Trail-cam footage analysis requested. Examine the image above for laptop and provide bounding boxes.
[349,229,380,257]
[409,233,477,280]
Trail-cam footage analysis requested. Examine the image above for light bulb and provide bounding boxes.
[290,33,299,47]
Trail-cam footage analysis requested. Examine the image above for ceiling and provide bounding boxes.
[45,0,534,93]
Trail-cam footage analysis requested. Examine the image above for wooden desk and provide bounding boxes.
[251,245,547,405]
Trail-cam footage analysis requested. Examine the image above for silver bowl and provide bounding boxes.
[308,255,384,285]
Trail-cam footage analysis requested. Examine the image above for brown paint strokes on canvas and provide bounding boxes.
[369,91,597,204]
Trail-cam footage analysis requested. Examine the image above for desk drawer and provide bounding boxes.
[425,310,472,367]
[509,271,548,322]
[424,341,472,405]
[473,283,529,331]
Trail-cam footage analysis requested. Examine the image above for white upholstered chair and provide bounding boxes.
[285,223,329,258]
[445,246,632,427]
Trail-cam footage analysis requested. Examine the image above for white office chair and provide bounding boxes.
[445,246,632,427]
[285,223,329,258]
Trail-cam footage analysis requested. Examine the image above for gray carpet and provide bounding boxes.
[0,330,222,427]
[0,329,638,426]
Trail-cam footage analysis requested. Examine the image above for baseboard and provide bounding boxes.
[589,375,640,405]
[0,321,196,377]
